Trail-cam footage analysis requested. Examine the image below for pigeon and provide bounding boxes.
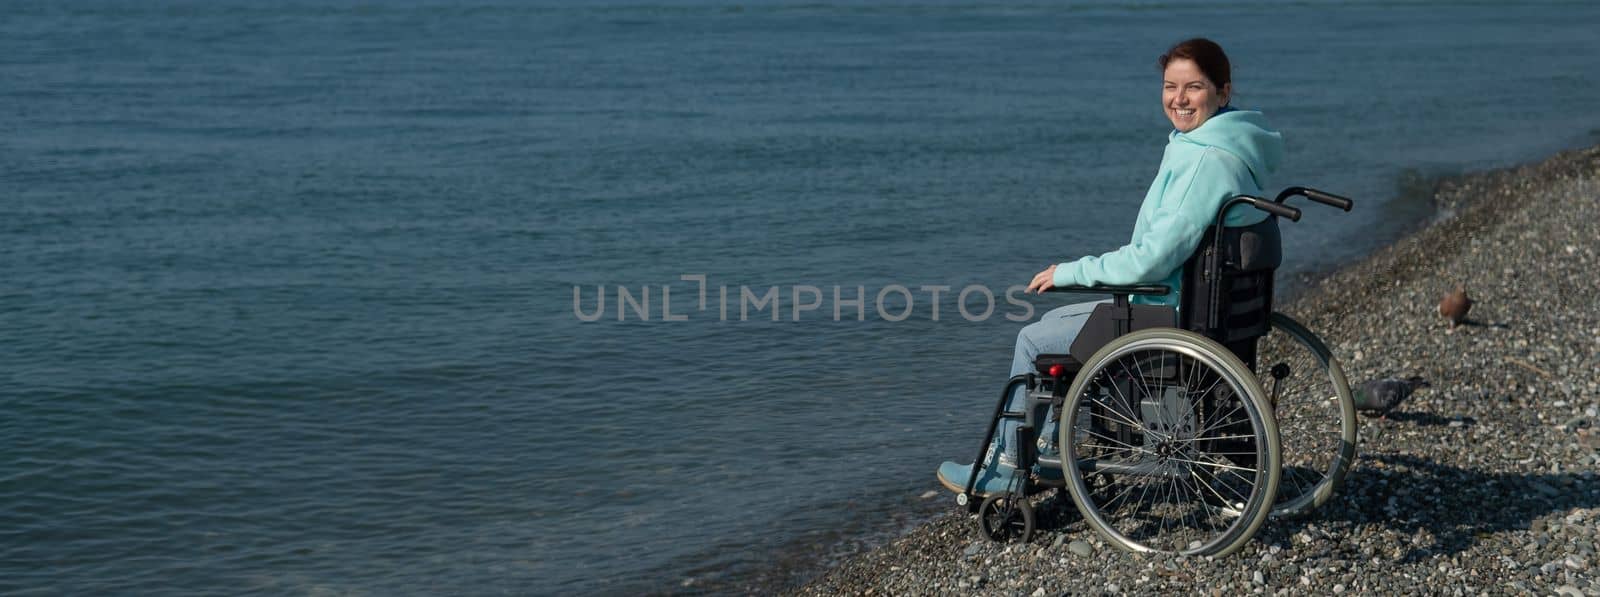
[1439,286,1472,327]
[1353,376,1429,417]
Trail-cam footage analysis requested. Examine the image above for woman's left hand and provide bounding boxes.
[1027,264,1057,294]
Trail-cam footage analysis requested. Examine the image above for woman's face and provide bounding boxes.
[1162,58,1230,133]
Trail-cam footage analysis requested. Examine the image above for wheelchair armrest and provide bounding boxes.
[1046,284,1171,296]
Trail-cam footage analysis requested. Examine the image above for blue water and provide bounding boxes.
[4,1,1598,593]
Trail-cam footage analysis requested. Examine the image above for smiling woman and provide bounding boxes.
[1161,38,1233,133]
[938,37,1284,499]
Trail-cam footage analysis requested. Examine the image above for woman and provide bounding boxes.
[937,38,1283,496]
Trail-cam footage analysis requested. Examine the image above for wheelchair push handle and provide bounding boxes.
[1304,188,1354,211]
[1240,195,1301,222]
[1275,186,1355,212]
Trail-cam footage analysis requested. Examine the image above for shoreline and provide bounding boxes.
[787,145,1600,595]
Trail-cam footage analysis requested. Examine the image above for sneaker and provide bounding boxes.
[936,459,1020,498]
[1035,422,1060,458]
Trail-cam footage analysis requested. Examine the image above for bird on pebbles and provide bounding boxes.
[1353,376,1430,419]
[1439,286,1473,327]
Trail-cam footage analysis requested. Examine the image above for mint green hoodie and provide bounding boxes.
[1051,110,1284,307]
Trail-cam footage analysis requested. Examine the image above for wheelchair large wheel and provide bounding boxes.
[1260,312,1358,518]
[1058,328,1280,556]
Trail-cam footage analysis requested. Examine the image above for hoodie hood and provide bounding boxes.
[1171,109,1283,188]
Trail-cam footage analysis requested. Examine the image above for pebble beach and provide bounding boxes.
[792,145,1600,596]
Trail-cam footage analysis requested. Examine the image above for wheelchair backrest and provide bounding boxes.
[1178,216,1282,365]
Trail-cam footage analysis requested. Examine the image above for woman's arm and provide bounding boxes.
[1030,148,1251,292]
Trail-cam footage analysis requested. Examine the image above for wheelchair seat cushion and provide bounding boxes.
[1068,303,1177,364]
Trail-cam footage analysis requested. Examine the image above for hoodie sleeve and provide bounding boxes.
[1051,147,1241,288]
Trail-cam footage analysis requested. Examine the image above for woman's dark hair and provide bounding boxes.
[1158,38,1231,90]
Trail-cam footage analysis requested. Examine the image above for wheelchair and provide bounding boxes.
[956,187,1359,556]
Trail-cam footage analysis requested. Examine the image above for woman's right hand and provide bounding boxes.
[1026,264,1058,294]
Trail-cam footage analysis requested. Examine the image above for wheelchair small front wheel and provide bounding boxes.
[977,495,1035,544]
[1059,328,1280,556]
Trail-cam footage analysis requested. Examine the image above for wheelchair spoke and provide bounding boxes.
[1202,469,1254,506]
[1274,391,1337,406]
[1190,468,1247,519]
[1194,433,1260,442]
[1131,471,1160,514]
[1187,470,1233,534]
[1081,432,1143,450]
[1110,358,1166,441]
[1082,437,1153,457]
[1087,394,1148,436]
[1190,469,1234,505]
[1172,367,1227,437]
[1181,468,1224,524]
[1191,402,1251,438]
[1171,470,1200,531]
[1166,455,1257,474]
[1099,476,1143,513]
[1154,474,1178,541]
[1204,457,1259,497]
[1284,464,1314,494]
[1089,376,1143,433]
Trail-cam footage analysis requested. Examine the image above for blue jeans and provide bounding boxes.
[995,299,1107,464]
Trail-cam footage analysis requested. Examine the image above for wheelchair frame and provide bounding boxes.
[958,186,1357,555]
